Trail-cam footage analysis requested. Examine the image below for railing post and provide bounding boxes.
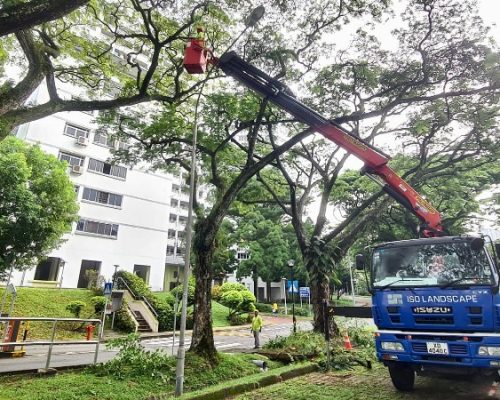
[45,320,57,369]
[94,321,101,365]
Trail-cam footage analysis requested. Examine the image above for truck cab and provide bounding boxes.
[362,236,500,391]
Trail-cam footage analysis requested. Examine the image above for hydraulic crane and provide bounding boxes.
[183,37,443,237]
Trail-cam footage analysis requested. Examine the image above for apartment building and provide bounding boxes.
[9,84,190,292]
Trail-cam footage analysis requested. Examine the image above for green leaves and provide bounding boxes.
[0,137,78,275]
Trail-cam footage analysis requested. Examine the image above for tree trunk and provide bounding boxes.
[189,235,217,363]
[307,258,339,337]
[266,281,271,303]
[253,266,258,301]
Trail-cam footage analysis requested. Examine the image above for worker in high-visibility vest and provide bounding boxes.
[251,310,263,349]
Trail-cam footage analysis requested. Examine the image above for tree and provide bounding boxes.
[0,0,235,138]
[234,210,289,301]
[255,0,500,333]
[103,0,499,357]
[0,137,79,278]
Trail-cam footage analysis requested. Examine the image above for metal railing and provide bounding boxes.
[114,277,158,318]
[0,316,102,370]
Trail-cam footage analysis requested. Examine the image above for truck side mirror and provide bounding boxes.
[355,254,365,270]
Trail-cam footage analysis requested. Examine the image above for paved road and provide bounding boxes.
[0,317,312,373]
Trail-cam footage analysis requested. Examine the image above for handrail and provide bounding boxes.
[114,277,158,318]
[0,316,102,369]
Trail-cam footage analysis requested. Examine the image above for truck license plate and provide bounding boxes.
[426,342,449,355]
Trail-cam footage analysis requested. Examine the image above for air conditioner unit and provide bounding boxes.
[71,165,84,174]
[76,136,88,146]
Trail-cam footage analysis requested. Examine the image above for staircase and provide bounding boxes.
[133,311,152,333]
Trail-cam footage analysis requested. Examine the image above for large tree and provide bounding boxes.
[101,0,389,361]
[0,137,79,279]
[256,0,500,333]
[0,0,239,138]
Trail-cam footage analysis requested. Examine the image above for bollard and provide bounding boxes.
[86,324,95,341]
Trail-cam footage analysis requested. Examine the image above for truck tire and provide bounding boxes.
[388,363,415,392]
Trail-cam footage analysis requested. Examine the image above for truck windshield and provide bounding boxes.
[372,241,495,288]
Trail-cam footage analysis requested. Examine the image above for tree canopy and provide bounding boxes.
[0,137,79,278]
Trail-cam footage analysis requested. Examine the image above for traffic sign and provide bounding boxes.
[287,280,299,293]
[103,282,113,296]
[299,287,310,298]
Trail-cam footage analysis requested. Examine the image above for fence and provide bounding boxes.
[0,316,102,370]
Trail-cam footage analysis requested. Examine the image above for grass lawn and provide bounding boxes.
[211,300,232,327]
[0,287,97,341]
[235,364,491,400]
[0,353,283,400]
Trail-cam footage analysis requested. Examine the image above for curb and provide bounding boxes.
[180,363,318,400]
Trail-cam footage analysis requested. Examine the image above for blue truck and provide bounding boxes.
[357,235,500,391]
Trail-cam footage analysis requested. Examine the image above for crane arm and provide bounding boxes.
[184,45,443,237]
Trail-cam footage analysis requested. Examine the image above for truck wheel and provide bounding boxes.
[388,363,415,392]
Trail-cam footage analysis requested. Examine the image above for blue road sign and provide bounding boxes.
[287,280,299,293]
[299,287,310,298]
[104,282,113,296]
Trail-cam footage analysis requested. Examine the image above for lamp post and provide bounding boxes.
[174,6,265,397]
[58,259,66,288]
[282,277,287,315]
[288,259,296,333]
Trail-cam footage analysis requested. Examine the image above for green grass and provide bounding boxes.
[0,353,285,400]
[211,301,232,327]
[0,287,97,340]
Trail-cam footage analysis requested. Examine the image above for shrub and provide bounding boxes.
[65,301,86,318]
[255,303,273,313]
[263,331,325,359]
[218,282,256,318]
[169,282,195,306]
[228,314,246,326]
[113,301,136,333]
[85,270,105,295]
[211,284,222,301]
[90,296,107,314]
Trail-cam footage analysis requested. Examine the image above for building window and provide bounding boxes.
[166,245,175,255]
[34,257,62,281]
[88,158,127,179]
[169,213,177,223]
[76,218,119,238]
[172,184,180,192]
[133,265,150,284]
[59,152,84,167]
[116,140,129,151]
[170,198,178,207]
[180,201,189,210]
[177,247,185,256]
[78,260,101,288]
[177,230,184,240]
[168,229,176,239]
[82,187,123,207]
[64,123,89,138]
[74,185,80,195]
[178,216,187,225]
[237,251,249,260]
[93,131,115,148]
[181,185,190,194]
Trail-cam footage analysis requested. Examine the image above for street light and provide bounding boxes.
[281,277,287,315]
[175,6,266,397]
[288,259,296,333]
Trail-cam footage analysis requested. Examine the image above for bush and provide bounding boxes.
[211,285,222,301]
[85,270,105,295]
[255,303,273,313]
[90,296,107,314]
[113,301,136,333]
[169,282,195,306]
[65,301,86,318]
[218,282,256,318]
[228,314,246,326]
[264,331,325,359]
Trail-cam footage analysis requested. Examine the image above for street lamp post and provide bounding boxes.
[282,277,287,315]
[288,260,296,333]
[174,7,265,397]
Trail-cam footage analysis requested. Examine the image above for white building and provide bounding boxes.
[9,84,190,292]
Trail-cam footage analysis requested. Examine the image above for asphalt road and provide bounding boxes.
[0,316,312,373]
